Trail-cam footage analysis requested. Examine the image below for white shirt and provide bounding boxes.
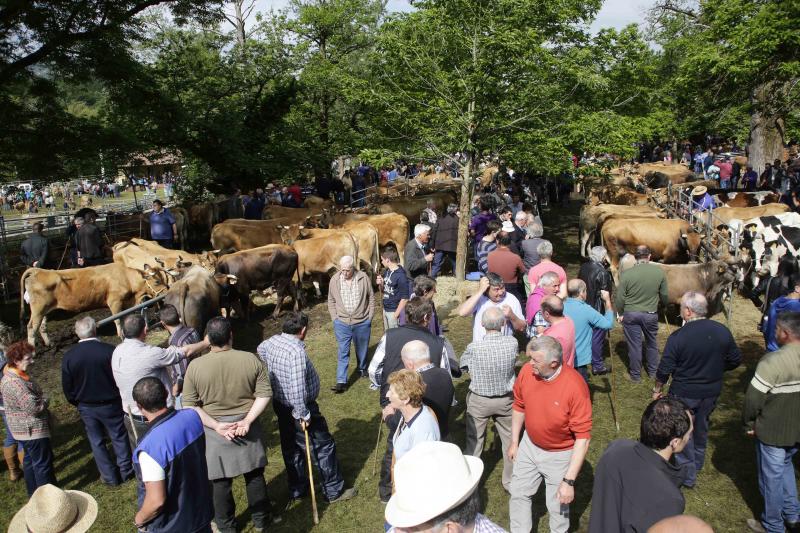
[472,293,523,343]
[138,451,166,482]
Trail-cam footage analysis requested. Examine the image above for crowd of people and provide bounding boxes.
[3,159,800,532]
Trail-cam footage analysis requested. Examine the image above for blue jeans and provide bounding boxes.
[590,327,607,372]
[756,440,800,533]
[621,311,659,380]
[21,437,57,496]
[77,402,134,484]
[333,319,371,384]
[431,251,456,278]
[2,412,18,447]
[273,400,344,501]
[670,395,717,487]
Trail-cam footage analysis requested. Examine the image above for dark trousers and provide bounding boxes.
[670,395,718,487]
[21,437,57,496]
[273,400,345,501]
[505,283,526,310]
[78,402,133,484]
[212,467,269,533]
[622,311,660,380]
[576,365,589,383]
[154,239,173,249]
[431,250,456,278]
[379,411,402,501]
[591,327,608,372]
[123,413,149,451]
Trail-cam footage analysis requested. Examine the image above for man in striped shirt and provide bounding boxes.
[159,305,201,408]
[257,312,356,504]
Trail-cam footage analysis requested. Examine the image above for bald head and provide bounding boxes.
[401,340,431,369]
[647,515,713,533]
[339,255,355,279]
[541,295,564,318]
[481,306,505,331]
[567,279,586,299]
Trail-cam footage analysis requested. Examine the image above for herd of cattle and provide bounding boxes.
[582,170,799,320]
[19,190,458,348]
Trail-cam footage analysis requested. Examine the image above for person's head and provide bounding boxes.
[540,295,564,321]
[481,306,505,333]
[680,291,708,321]
[401,340,431,370]
[484,272,506,302]
[413,275,437,299]
[567,279,587,300]
[5,341,35,371]
[122,314,146,340]
[32,222,43,234]
[386,369,426,410]
[381,247,400,267]
[426,199,436,209]
[512,211,527,229]
[640,397,693,455]
[84,213,95,224]
[484,219,502,240]
[498,206,512,221]
[496,232,512,247]
[446,203,458,216]
[478,198,490,212]
[647,515,714,533]
[536,240,553,260]
[538,271,560,296]
[385,441,484,532]
[776,255,797,278]
[132,376,168,415]
[282,311,308,339]
[527,221,543,238]
[634,245,651,262]
[74,216,84,227]
[525,336,562,378]
[205,316,232,348]
[405,296,434,326]
[152,199,163,212]
[158,304,181,328]
[74,316,97,340]
[339,255,355,280]
[414,224,431,244]
[589,245,608,264]
[775,311,800,346]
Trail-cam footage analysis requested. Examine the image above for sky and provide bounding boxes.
[253,0,655,34]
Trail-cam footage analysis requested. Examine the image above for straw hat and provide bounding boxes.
[385,441,483,527]
[9,484,98,533]
[691,186,707,196]
[501,221,515,233]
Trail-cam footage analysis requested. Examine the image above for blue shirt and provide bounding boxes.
[564,298,614,367]
[692,193,715,211]
[149,208,175,240]
[382,266,410,312]
[765,297,800,351]
[393,406,440,460]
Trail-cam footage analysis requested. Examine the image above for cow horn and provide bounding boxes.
[680,233,687,239]
[211,249,221,254]
[298,225,304,230]
[155,257,165,266]
[167,269,180,277]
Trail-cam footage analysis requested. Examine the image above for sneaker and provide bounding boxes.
[328,487,357,503]
[359,369,369,379]
[592,368,610,376]
[330,383,346,393]
[746,518,767,533]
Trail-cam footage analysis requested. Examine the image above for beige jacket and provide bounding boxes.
[327,270,375,325]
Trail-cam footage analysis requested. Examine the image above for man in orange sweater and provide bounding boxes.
[508,335,592,533]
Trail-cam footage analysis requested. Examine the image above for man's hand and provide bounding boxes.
[381,404,395,421]
[501,304,514,319]
[234,420,251,437]
[651,391,663,401]
[557,482,575,504]
[507,442,518,462]
[424,252,434,262]
[617,315,624,323]
[299,419,309,430]
[171,383,181,397]
[477,276,490,294]
[216,422,238,440]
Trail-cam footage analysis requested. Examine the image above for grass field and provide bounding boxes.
[0,200,787,532]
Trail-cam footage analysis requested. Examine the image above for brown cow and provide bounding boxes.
[325,212,410,266]
[163,265,222,333]
[113,239,208,277]
[586,185,649,206]
[376,192,456,227]
[283,232,359,296]
[210,218,311,251]
[601,218,703,272]
[701,203,790,226]
[213,244,300,319]
[188,202,218,239]
[282,224,378,277]
[170,206,190,249]
[712,191,782,208]
[579,204,665,257]
[302,197,335,209]
[20,263,165,346]
[262,205,327,221]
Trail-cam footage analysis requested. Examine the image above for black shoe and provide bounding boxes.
[624,373,642,384]
[330,383,346,393]
[787,520,800,533]
[593,368,610,376]
[327,487,357,503]
[359,369,368,378]
[440,325,449,332]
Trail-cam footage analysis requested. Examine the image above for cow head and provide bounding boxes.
[199,250,221,270]
[317,210,334,228]
[679,229,704,261]
[303,215,324,229]
[277,224,303,245]
[141,263,174,295]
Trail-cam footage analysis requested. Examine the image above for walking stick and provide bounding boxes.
[126,405,140,441]
[57,242,70,270]
[371,417,383,477]
[303,424,319,525]
[606,336,620,432]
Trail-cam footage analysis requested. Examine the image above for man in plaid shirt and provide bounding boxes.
[460,306,519,492]
[257,312,356,504]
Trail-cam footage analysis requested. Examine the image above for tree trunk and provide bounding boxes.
[455,150,475,281]
[748,83,785,174]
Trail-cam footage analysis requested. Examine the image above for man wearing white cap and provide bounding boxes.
[385,440,507,533]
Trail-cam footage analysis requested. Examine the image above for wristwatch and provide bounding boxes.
[562,478,575,486]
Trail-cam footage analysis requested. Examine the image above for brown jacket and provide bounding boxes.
[327,270,375,325]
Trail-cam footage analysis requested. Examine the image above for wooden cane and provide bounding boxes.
[303,424,319,525]
[371,417,383,477]
[126,405,140,441]
[607,336,620,432]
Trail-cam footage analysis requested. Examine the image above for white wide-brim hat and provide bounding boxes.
[386,441,484,527]
[9,484,98,533]
[501,221,515,233]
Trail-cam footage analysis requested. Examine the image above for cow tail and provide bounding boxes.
[19,268,32,328]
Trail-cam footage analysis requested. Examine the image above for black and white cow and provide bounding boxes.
[736,212,800,288]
